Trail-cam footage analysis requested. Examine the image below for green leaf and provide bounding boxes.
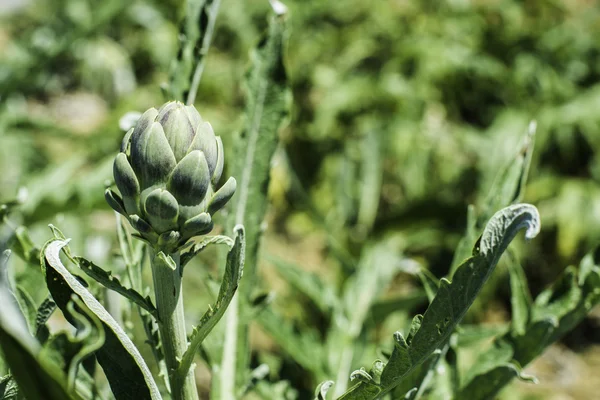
[21,155,88,217]
[331,239,405,396]
[35,296,57,342]
[115,215,168,387]
[257,306,327,379]
[456,245,600,399]
[169,0,222,104]
[369,291,427,327]
[506,250,532,336]
[180,235,235,268]
[314,381,334,400]
[176,225,245,382]
[14,285,37,334]
[116,214,143,273]
[455,363,536,400]
[72,256,158,318]
[50,221,157,319]
[392,349,443,400]
[228,10,289,281]
[42,240,162,400]
[450,123,536,276]
[338,203,540,399]
[417,269,439,304]
[267,254,338,315]
[453,324,508,347]
[461,338,514,386]
[337,377,380,400]
[219,7,289,396]
[0,251,80,400]
[9,226,40,265]
[238,364,270,398]
[0,375,19,400]
[479,122,536,224]
[41,295,106,392]
[356,129,383,235]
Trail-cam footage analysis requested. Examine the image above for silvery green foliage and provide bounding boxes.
[105,101,236,252]
[42,239,161,400]
[337,203,540,399]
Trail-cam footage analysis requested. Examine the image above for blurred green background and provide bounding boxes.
[1,0,600,398]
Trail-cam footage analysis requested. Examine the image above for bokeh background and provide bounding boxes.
[1,0,600,398]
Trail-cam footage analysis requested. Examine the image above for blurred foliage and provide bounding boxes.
[1,0,600,399]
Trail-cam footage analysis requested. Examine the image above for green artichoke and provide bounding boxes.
[105,101,236,252]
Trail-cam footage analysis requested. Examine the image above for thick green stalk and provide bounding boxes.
[152,252,198,400]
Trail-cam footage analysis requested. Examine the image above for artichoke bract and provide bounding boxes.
[106,101,236,252]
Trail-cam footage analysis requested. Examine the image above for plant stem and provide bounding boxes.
[151,252,198,400]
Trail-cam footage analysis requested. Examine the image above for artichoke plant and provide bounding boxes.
[105,101,236,253]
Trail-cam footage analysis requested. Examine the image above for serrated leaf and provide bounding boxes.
[228,10,289,282]
[457,246,600,400]
[219,9,289,395]
[337,379,381,400]
[72,256,157,318]
[332,239,404,396]
[0,375,19,400]
[392,349,442,400]
[176,226,245,382]
[0,251,80,400]
[180,235,235,268]
[339,203,540,399]
[169,0,221,103]
[42,240,161,400]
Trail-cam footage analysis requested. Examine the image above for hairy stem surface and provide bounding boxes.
[152,252,198,400]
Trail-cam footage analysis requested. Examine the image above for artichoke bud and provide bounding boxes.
[132,122,177,189]
[144,189,179,233]
[130,214,154,235]
[158,105,195,161]
[105,189,127,216]
[158,231,181,250]
[113,153,140,215]
[189,122,218,176]
[120,128,134,154]
[167,150,210,206]
[107,101,237,251]
[208,177,237,215]
[212,137,225,184]
[182,213,213,237]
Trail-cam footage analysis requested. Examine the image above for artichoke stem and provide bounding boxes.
[151,252,198,400]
